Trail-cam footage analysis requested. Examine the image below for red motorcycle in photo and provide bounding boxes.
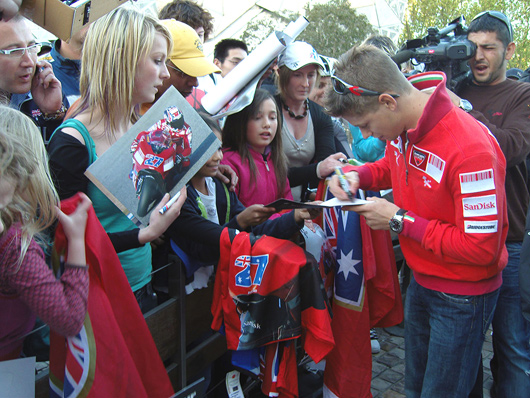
[130,106,192,217]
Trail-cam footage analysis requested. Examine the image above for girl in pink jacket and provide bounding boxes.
[221,89,293,207]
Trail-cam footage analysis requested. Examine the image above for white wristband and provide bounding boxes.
[316,161,323,179]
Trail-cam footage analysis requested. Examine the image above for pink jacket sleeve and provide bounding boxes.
[3,232,89,336]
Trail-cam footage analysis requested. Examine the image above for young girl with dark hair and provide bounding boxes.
[221,89,293,207]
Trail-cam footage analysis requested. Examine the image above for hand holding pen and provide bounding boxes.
[137,188,187,245]
[160,191,181,214]
[330,167,360,201]
[334,167,354,201]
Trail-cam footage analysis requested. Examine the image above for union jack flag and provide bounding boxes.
[50,322,94,398]
[322,185,339,250]
[49,194,174,398]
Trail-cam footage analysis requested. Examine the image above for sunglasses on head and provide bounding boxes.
[331,75,400,98]
[472,11,513,42]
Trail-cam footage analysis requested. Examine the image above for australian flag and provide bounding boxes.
[319,180,372,398]
[334,209,364,310]
[320,180,365,311]
[319,169,404,398]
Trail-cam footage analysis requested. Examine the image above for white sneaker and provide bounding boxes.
[370,328,381,354]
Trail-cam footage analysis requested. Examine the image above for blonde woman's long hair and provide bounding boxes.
[0,105,59,264]
[72,6,172,141]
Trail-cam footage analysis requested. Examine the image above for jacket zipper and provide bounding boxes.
[403,134,409,185]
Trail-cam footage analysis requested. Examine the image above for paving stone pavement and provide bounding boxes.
[370,326,494,398]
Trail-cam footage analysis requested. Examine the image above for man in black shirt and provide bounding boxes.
[455,11,530,397]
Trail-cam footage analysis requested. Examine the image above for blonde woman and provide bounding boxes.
[48,7,186,312]
[0,105,91,361]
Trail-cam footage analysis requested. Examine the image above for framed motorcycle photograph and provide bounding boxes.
[85,86,220,226]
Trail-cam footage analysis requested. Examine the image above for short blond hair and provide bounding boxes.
[325,45,411,117]
[74,7,171,139]
[0,105,59,264]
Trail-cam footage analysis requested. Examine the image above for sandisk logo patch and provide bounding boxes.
[464,201,496,210]
[462,194,497,217]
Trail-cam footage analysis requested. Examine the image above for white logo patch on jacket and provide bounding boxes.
[462,194,497,217]
[408,146,445,183]
[464,220,498,233]
[460,169,495,194]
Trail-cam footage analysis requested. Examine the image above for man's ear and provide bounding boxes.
[213,58,221,68]
[379,93,398,110]
[505,42,516,61]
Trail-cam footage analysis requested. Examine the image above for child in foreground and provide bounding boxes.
[0,105,91,361]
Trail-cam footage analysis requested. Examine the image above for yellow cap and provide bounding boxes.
[161,19,220,77]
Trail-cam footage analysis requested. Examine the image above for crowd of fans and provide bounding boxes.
[1,1,530,397]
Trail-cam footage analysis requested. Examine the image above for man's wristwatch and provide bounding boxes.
[389,208,408,234]
[459,99,473,113]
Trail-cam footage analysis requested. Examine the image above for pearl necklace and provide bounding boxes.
[283,99,309,119]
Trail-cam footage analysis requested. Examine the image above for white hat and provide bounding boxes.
[318,55,337,77]
[278,41,325,71]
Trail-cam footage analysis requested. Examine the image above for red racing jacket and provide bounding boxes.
[354,72,508,295]
[212,228,334,362]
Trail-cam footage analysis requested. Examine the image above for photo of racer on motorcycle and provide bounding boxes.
[131,106,192,217]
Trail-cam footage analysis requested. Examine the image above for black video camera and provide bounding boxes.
[392,16,476,92]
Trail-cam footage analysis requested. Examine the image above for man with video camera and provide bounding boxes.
[454,11,530,397]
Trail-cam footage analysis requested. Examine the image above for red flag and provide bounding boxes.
[362,221,403,328]
[323,301,372,398]
[49,193,174,398]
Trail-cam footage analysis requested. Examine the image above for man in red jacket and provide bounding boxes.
[325,45,508,397]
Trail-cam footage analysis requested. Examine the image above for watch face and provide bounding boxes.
[390,217,404,233]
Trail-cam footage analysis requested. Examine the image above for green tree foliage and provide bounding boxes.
[297,0,374,58]
[240,15,283,52]
[240,0,374,58]
[402,0,530,70]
